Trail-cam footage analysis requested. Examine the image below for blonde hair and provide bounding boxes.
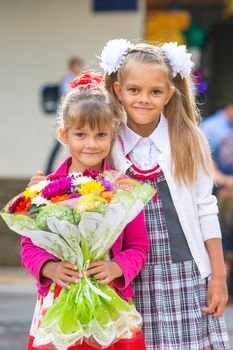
[105,43,213,184]
[57,85,125,144]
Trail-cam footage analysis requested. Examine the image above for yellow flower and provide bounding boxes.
[74,194,107,213]
[79,180,105,195]
[23,187,39,199]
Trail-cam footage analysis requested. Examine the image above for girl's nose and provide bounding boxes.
[86,137,97,148]
[138,92,149,104]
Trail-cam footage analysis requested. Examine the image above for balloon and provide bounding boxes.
[183,23,206,48]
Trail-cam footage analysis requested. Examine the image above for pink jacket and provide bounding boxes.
[21,158,149,301]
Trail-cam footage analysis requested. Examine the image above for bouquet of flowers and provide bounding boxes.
[1,169,154,349]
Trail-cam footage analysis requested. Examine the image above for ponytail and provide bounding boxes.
[165,75,213,184]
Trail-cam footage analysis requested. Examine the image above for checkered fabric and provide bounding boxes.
[127,166,230,350]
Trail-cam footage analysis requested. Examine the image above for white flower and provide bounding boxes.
[31,196,50,206]
[99,39,133,74]
[30,180,51,193]
[72,176,91,187]
[162,42,194,79]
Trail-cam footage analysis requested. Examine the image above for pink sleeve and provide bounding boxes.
[21,236,59,290]
[112,210,149,290]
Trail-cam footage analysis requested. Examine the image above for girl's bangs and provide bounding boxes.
[68,101,112,131]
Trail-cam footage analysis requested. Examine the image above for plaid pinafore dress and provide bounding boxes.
[126,163,230,350]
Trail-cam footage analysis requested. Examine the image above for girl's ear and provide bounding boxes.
[113,81,122,101]
[58,127,68,145]
[165,86,175,105]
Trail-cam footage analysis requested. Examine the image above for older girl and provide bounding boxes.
[98,39,229,349]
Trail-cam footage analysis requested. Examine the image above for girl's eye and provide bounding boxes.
[98,132,108,138]
[128,88,138,93]
[75,133,85,138]
[152,90,161,96]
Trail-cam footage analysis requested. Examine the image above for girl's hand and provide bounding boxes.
[29,170,46,186]
[83,260,123,285]
[41,261,81,289]
[202,277,228,317]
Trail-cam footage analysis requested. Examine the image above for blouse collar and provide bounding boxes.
[120,112,169,156]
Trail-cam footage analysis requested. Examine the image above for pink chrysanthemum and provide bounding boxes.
[42,177,72,199]
[69,193,81,199]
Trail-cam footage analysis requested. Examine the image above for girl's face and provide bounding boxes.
[114,62,174,137]
[59,124,112,172]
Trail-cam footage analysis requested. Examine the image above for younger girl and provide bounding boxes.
[22,72,149,350]
[98,39,230,349]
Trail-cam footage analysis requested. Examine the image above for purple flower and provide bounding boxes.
[42,177,72,199]
[100,179,113,191]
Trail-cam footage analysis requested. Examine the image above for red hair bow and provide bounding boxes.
[70,71,103,89]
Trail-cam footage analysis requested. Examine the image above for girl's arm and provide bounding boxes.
[202,238,228,318]
[195,159,228,317]
[21,237,80,292]
[85,211,149,288]
[21,236,59,291]
[196,158,222,241]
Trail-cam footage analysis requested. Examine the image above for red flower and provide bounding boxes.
[70,71,103,89]
[54,285,62,299]
[15,197,32,213]
[9,195,26,214]
[83,168,103,179]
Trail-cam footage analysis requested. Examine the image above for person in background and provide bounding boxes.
[201,100,233,299]
[45,57,84,174]
[59,57,83,95]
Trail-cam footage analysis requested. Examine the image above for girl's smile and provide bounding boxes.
[134,107,154,113]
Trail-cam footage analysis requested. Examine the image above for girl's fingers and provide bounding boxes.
[212,297,228,317]
[97,277,110,285]
[84,266,103,276]
[29,177,45,186]
[63,269,81,278]
[206,292,211,307]
[36,170,45,176]
[213,305,224,318]
[56,279,71,289]
[62,262,77,269]
[61,274,80,283]
[87,261,104,269]
[202,300,218,315]
[93,272,106,280]
[29,170,46,186]
[62,263,78,271]
[56,272,79,284]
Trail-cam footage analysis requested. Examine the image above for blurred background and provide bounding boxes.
[0,0,233,348]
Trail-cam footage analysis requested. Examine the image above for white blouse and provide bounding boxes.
[112,113,222,279]
[119,117,167,170]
